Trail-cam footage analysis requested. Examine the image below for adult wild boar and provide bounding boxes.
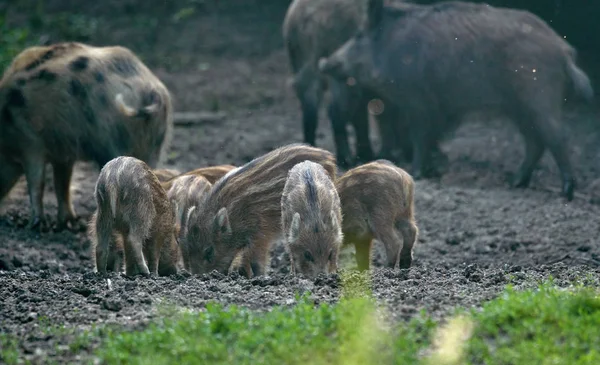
[283,0,446,168]
[0,42,173,230]
[319,0,594,200]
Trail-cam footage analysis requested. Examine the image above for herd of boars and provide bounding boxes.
[0,0,594,278]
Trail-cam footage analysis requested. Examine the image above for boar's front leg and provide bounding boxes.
[52,160,77,231]
[327,80,354,168]
[409,122,438,180]
[350,100,375,164]
[23,153,48,231]
[512,120,545,190]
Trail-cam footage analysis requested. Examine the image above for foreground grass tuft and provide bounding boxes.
[91,281,600,365]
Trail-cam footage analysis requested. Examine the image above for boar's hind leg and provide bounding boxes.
[93,209,113,273]
[123,230,151,277]
[373,224,403,270]
[512,119,545,190]
[52,160,77,231]
[396,220,418,270]
[534,114,575,200]
[295,73,323,148]
[0,157,23,201]
[23,153,48,231]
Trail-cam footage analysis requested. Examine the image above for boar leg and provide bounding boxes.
[373,225,402,270]
[396,220,418,270]
[142,235,162,276]
[512,121,545,189]
[0,157,23,201]
[409,124,438,180]
[106,234,124,272]
[350,100,375,164]
[93,209,113,273]
[23,154,48,231]
[239,238,272,278]
[52,160,77,231]
[534,115,576,200]
[328,81,354,168]
[123,230,150,277]
[376,102,407,163]
[347,232,374,271]
[294,73,323,147]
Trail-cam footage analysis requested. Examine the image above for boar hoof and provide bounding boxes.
[511,173,531,189]
[28,216,49,233]
[562,179,575,202]
[54,216,81,233]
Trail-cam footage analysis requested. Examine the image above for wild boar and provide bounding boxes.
[165,174,212,271]
[281,160,343,278]
[90,156,179,277]
[0,42,173,231]
[153,168,182,183]
[161,164,237,191]
[336,159,418,270]
[319,0,594,200]
[179,143,337,278]
[282,0,447,168]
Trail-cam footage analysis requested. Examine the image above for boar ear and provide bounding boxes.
[288,212,301,243]
[215,207,232,235]
[367,0,384,30]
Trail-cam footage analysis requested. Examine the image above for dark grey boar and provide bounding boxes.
[161,164,237,191]
[90,156,180,277]
[281,160,343,278]
[336,159,418,270]
[165,174,212,271]
[283,0,448,168]
[319,0,594,200]
[179,143,337,278]
[0,42,174,231]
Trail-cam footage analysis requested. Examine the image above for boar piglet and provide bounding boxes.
[0,42,173,231]
[161,164,237,191]
[165,174,212,271]
[337,160,418,270]
[319,0,594,201]
[179,143,336,278]
[89,156,179,277]
[153,168,182,183]
[281,160,343,278]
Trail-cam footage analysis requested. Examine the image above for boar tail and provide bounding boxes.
[566,59,594,103]
[108,185,118,218]
[115,93,161,119]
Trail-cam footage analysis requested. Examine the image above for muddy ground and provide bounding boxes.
[1,1,600,363]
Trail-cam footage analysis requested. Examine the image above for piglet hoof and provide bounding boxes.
[562,178,575,202]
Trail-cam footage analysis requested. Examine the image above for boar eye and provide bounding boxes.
[204,246,215,262]
[304,251,314,262]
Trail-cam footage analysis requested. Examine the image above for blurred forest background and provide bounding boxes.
[1,0,598,69]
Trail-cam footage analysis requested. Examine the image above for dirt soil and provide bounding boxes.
[1,1,600,363]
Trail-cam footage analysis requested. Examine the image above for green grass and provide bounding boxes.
[92,280,600,365]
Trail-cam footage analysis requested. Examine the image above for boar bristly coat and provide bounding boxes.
[281,160,343,278]
[0,42,173,231]
[180,143,337,278]
[165,174,212,271]
[90,156,179,277]
[337,160,418,270]
[161,164,237,191]
[319,0,594,201]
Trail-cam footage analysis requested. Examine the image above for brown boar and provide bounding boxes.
[336,159,418,270]
[153,168,182,183]
[281,160,343,278]
[179,143,337,278]
[90,156,179,277]
[282,0,446,168]
[319,0,594,200]
[161,164,237,191]
[0,42,174,231]
[165,174,212,271]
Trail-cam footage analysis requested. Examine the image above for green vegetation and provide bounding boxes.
[88,280,600,365]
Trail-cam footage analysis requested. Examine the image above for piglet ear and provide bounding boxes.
[214,207,232,235]
[181,205,196,237]
[367,0,384,30]
[288,212,301,243]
